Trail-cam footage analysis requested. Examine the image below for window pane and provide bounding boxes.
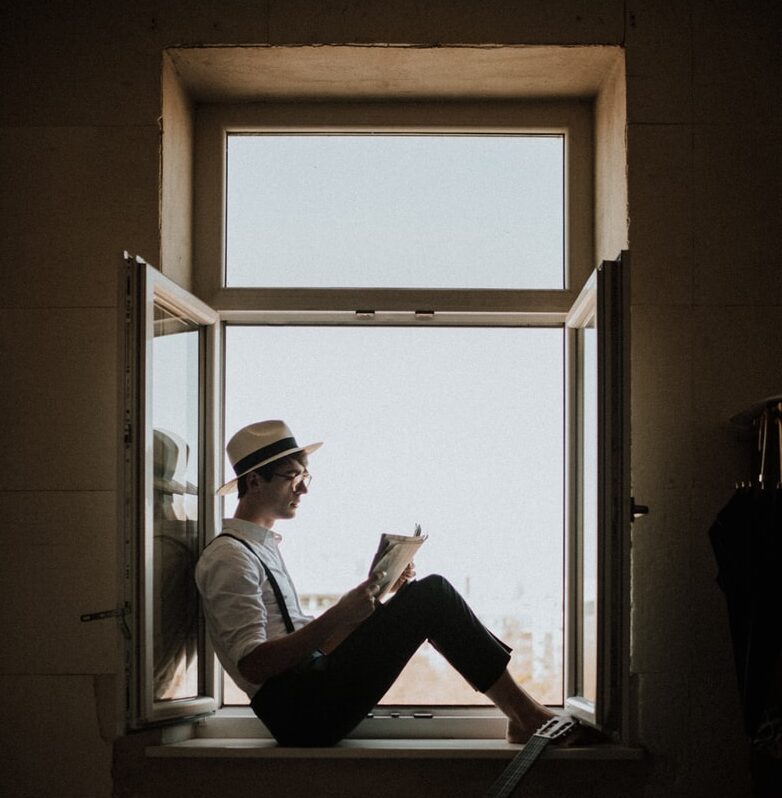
[151,307,201,701]
[579,324,598,702]
[223,325,564,705]
[226,135,564,289]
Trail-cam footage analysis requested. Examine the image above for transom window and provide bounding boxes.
[225,134,565,289]
[192,100,594,308]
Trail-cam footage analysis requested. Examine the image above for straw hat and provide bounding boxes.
[217,420,322,496]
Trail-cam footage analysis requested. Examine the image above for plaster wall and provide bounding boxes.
[161,53,195,290]
[594,56,628,263]
[1,2,780,797]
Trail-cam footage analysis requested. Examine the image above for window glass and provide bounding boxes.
[225,134,564,289]
[222,325,564,706]
[151,306,201,701]
[579,323,598,702]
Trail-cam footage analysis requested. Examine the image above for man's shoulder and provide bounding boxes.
[195,533,263,592]
[197,533,251,570]
[202,531,251,555]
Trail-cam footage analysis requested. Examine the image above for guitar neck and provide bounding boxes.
[486,735,551,798]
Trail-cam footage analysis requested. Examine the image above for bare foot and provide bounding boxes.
[506,708,556,744]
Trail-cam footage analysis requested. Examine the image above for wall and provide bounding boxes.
[595,56,628,262]
[1,2,780,797]
[161,53,195,290]
[626,3,780,794]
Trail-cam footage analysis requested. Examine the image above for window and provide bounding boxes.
[225,134,565,289]
[562,260,630,731]
[130,45,629,738]
[193,101,594,307]
[221,324,565,707]
[123,254,219,726]
[213,125,582,710]
[124,246,628,733]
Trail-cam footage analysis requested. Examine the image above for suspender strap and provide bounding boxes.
[209,533,296,634]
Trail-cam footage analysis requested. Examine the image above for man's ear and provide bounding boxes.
[245,471,262,492]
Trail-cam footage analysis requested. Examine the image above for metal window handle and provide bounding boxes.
[81,603,131,639]
[631,499,649,521]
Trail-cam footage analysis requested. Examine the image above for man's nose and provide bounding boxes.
[295,481,308,495]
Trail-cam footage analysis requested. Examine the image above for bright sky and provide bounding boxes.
[226,134,564,289]
[222,325,564,635]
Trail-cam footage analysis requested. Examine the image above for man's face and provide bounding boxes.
[248,456,310,526]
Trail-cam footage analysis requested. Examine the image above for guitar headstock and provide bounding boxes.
[534,716,578,741]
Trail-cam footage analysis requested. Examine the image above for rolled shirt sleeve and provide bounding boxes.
[195,522,314,698]
[196,542,270,667]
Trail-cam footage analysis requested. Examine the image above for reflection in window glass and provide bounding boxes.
[223,325,564,706]
[226,134,564,289]
[580,324,598,702]
[151,306,201,701]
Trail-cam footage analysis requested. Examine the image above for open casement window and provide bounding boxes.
[564,253,630,736]
[122,251,629,737]
[123,253,220,727]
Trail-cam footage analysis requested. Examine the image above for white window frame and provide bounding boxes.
[564,255,631,734]
[122,253,221,727]
[195,103,594,726]
[126,99,630,740]
[193,101,594,311]
[123,260,629,737]
[197,107,627,735]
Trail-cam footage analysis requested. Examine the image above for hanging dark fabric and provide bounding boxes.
[709,485,782,742]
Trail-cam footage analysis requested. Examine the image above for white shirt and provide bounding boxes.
[195,518,313,698]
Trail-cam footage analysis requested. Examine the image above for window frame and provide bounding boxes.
[193,100,594,313]
[123,253,221,727]
[217,315,568,713]
[125,254,630,739]
[191,103,596,729]
[564,255,631,735]
[207,255,629,739]
[127,96,630,739]
[564,271,599,722]
[593,254,631,738]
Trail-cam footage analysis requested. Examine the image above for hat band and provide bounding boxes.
[233,437,298,477]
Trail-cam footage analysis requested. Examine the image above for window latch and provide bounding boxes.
[631,498,649,522]
[81,603,131,640]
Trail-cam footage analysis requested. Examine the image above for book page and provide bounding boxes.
[369,528,426,601]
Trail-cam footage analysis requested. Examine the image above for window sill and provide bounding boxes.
[147,736,642,761]
[145,709,642,761]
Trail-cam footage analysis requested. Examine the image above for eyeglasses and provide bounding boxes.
[273,471,312,491]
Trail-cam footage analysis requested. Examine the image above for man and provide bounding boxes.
[196,419,558,746]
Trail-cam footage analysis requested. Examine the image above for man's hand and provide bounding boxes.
[333,575,383,625]
[389,562,416,594]
[242,574,387,676]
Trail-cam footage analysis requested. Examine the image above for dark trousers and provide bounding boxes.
[251,574,511,746]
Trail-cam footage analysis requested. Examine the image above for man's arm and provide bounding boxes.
[238,576,380,684]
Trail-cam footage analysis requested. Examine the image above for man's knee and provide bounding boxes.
[386,574,463,620]
[412,573,456,599]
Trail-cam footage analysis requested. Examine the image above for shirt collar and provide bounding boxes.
[222,517,283,544]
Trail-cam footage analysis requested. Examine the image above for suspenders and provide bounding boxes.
[208,532,296,634]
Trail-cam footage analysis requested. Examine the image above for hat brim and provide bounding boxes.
[216,441,323,496]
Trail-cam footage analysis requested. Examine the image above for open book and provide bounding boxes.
[369,523,427,601]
